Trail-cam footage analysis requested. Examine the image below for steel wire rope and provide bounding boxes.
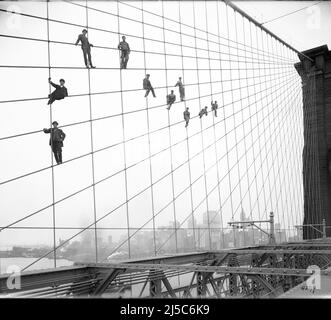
[21,73,299,272]
[0,72,297,234]
[106,77,301,257]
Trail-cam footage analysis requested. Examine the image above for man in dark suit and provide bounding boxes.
[166,90,176,110]
[143,74,156,98]
[175,77,185,101]
[199,106,208,118]
[183,107,190,127]
[75,29,96,68]
[118,36,130,69]
[211,100,218,117]
[43,121,66,165]
[47,78,68,105]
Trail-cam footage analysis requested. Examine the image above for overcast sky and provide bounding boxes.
[234,1,331,51]
[0,1,311,266]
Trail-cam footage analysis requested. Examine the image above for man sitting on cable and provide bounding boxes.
[47,78,68,106]
[166,90,176,110]
[199,106,208,118]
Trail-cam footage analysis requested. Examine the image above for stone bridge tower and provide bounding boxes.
[295,45,331,239]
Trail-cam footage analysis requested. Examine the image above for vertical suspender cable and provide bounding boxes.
[254,25,268,242]
[215,2,226,247]
[204,0,224,250]
[259,29,274,236]
[233,10,246,245]
[85,0,98,262]
[265,32,283,237]
[141,1,157,256]
[116,0,131,258]
[160,0,178,254]
[192,1,212,250]
[225,4,238,247]
[247,21,262,244]
[46,0,57,268]
[178,1,197,251]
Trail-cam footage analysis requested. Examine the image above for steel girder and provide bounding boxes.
[2,243,331,297]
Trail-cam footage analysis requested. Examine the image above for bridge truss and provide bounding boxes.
[1,239,331,298]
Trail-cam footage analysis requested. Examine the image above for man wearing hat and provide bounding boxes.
[118,35,130,69]
[211,100,218,117]
[75,29,96,68]
[43,121,66,165]
[166,90,176,110]
[143,74,156,98]
[47,78,68,105]
[199,106,208,118]
[183,107,190,127]
[175,77,185,101]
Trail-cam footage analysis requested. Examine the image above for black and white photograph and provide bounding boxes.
[0,0,331,307]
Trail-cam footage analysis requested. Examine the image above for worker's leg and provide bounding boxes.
[150,87,156,97]
[180,88,185,101]
[124,52,129,68]
[52,150,60,164]
[58,150,63,164]
[82,48,88,67]
[145,88,150,97]
[47,93,56,105]
[120,52,124,69]
[87,48,94,68]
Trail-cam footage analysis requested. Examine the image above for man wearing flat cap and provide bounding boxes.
[118,35,130,69]
[47,78,68,105]
[43,121,66,165]
[75,29,96,68]
[143,74,156,98]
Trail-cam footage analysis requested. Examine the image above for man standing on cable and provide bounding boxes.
[175,77,185,101]
[43,121,66,165]
[75,29,96,69]
[118,36,130,69]
[47,78,68,105]
[143,74,156,98]
[211,100,218,117]
[183,107,190,127]
[166,90,176,110]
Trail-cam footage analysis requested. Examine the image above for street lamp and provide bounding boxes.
[228,212,276,245]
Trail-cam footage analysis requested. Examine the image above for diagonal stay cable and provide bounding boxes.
[0,69,294,186]
[20,73,299,271]
[0,72,297,232]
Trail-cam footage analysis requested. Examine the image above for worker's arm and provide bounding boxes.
[75,34,81,46]
[64,88,68,97]
[43,128,51,134]
[61,131,66,141]
[49,81,60,89]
